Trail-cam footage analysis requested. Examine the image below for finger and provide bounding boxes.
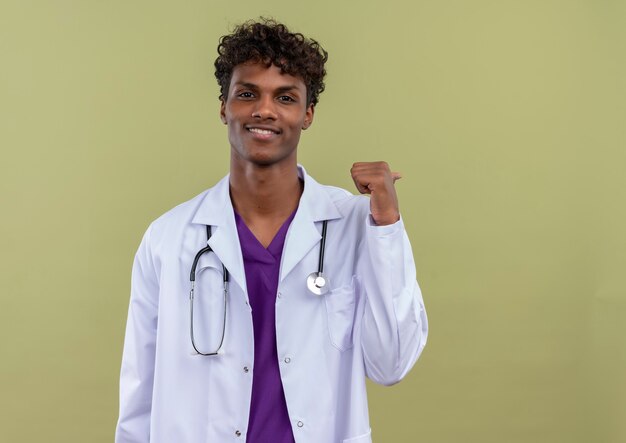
[391,172,402,182]
[351,175,371,194]
[355,184,371,195]
[351,162,390,173]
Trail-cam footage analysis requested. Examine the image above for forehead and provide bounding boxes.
[229,62,306,92]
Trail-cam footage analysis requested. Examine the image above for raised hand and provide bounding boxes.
[350,161,401,226]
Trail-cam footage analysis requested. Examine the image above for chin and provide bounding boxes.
[249,157,279,167]
[239,146,296,167]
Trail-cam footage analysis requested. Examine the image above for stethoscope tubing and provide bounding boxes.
[317,220,327,274]
[189,225,228,356]
[189,220,328,356]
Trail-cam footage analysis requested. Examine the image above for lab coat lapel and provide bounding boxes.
[190,166,343,289]
[279,166,342,282]
[279,200,321,283]
[190,175,247,296]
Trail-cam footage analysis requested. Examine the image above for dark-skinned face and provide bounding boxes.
[220,62,314,167]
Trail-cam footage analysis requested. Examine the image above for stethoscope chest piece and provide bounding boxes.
[307,271,330,296]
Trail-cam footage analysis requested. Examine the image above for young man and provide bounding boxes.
[116,19,428,443]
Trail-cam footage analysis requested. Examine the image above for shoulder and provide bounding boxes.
[141,178,220,249]
[150,189,208,230]
[319,183,370,221]
[301,165,369,221]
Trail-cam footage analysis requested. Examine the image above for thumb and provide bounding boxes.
[391,172,402,183]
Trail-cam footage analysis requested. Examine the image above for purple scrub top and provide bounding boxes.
[235,210,297,443]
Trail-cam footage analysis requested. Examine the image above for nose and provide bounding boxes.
[251,95,277,120]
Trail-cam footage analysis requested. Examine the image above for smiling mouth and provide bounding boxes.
[247,128,279,135]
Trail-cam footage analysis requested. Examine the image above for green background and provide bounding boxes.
[1,0,624,441]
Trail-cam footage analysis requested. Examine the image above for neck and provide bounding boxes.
[229,158,303,222]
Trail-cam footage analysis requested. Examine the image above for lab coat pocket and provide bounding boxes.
[324,282,356,351]
[342,429,372,443]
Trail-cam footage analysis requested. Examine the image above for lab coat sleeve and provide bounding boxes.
[115,224,159,443]
[357,215,428,386]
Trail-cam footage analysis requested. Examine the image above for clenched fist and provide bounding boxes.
[351,161,401,226]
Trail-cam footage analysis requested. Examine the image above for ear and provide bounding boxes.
[302,104,315,130]
[219,97,227,125]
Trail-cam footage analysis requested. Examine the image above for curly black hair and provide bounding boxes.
[214,18,328,106]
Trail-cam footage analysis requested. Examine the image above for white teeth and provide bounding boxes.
[249,128,275,135]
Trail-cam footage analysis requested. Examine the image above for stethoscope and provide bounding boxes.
[189,220,330,356]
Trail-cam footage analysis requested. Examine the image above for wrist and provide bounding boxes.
[372,211,400,226]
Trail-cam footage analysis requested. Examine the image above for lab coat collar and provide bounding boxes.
[190,165,343,289]
[280,165,343,281]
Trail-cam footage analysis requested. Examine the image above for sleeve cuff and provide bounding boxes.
[366,214,405,236]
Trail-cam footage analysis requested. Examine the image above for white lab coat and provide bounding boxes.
[116,165,428,443]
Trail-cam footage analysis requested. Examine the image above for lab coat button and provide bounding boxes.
[277,291,282,298]
[297,421,304,428]
[243,366,249,373]
[284,357,291,364]
[235,430,242,437]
